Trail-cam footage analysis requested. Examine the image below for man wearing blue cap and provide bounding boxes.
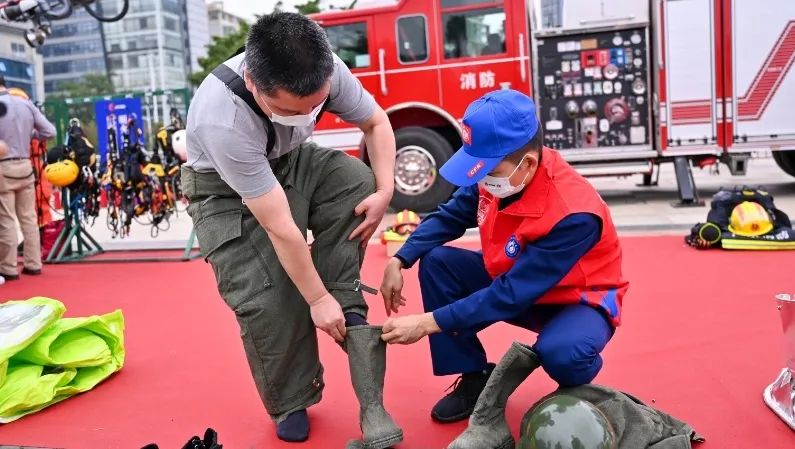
[379,90,628,430]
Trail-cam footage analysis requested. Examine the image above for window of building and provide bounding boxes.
[162,0,181,14]
[164,35,183,49]
[442,7,506,59]
[109,56,124,70]
[1,58,34,79]
[11,43,26,54]
[163,17,177,31]
[397,15,428,64]
[325,22,370,69]
[128,55,140,68]
[141,36,158,49]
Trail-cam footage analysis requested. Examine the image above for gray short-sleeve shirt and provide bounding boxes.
[185,53,376,199]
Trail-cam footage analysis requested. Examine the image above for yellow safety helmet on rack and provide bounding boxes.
[728,201,774,237]
[7,87,29,100]
[44,160,79,187]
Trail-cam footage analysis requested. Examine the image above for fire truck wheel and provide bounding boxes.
[391,127,456,213]
[773,150,795,178]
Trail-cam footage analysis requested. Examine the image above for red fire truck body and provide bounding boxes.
[310,0,795,211]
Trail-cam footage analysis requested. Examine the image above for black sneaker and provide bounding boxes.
[22,267,42,275]
[431,363,495,423]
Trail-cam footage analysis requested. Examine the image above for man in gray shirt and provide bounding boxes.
[0,77,55,280]
[182,12,401,447]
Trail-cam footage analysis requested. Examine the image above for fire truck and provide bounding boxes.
[309,0,795,212]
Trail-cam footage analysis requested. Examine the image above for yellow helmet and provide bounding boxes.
[394,209,420,235]
[45,160,79,187]
[7,87,29,100]
[728,201,773,237]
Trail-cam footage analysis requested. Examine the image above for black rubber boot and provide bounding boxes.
[447,342,540,449]
[431,363,496,423]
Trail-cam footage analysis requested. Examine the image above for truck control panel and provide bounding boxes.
[534,27,651,151]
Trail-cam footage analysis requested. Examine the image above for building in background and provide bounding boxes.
[101,0,190,92]
[38,9,106,96]
[538,0,564,28]
[0,22,45,102]
[186,0,210,72]
[207,1,248,38]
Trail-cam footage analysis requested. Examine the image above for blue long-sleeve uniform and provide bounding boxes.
[395,186,615,382]
[395,185,601,334]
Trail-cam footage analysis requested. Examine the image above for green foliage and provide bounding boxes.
[49,74,114,99]
[295,0,322,14]
[188,21,250,87]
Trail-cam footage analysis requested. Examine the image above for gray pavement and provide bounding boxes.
[64,154,795,251]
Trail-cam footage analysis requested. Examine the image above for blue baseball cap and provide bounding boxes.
[440,89,539,186]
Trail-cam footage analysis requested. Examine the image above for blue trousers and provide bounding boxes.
[419,246,614,387]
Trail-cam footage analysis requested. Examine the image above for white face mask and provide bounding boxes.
[478,157,531,199]
[265,100,324,127]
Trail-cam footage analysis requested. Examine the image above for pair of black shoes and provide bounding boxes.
[2,267,41,281]
[431,363,496,423]
[142,428,221,449]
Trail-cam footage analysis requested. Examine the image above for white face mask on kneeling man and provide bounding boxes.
[267,101,324,128]
[478,155,535,199]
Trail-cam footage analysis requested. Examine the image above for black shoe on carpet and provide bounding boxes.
[22,267,42,275]
[1,273,19,281]
[431,363,496,423]
[276,409,309,442]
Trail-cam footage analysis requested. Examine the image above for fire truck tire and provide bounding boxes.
[391,127,456,213]
[773,150,795,177]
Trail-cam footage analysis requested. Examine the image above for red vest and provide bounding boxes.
[477,148,628,326]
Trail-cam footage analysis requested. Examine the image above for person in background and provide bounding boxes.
[0,75,56,280]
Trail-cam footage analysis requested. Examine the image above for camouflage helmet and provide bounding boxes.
[518,394,618,449]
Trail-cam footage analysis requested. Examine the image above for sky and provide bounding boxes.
[217,0,339,21]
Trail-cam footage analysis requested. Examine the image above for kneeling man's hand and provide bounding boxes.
[382,313,440,345]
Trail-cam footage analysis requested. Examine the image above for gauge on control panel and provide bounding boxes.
[604,98,630,124]
[565,100,579,117]
[583,100,598,116]
[602,63,619,80]
[632,78,646,95]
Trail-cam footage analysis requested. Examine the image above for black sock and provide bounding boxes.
[276,409,309,442]
[344,312,368,327]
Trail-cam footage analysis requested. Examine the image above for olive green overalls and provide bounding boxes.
[182,142,375,422]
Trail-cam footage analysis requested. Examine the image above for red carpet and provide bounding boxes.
[0,236,793,448]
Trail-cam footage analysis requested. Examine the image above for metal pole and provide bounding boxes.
[155,0,168,123]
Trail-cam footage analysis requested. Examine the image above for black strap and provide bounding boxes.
[211,64,276,156]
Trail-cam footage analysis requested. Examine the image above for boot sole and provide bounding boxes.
[431,409,472,423]
[363,430,404,449]
[497,438,514,449]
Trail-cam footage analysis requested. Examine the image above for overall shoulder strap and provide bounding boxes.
[211,63,276,156]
